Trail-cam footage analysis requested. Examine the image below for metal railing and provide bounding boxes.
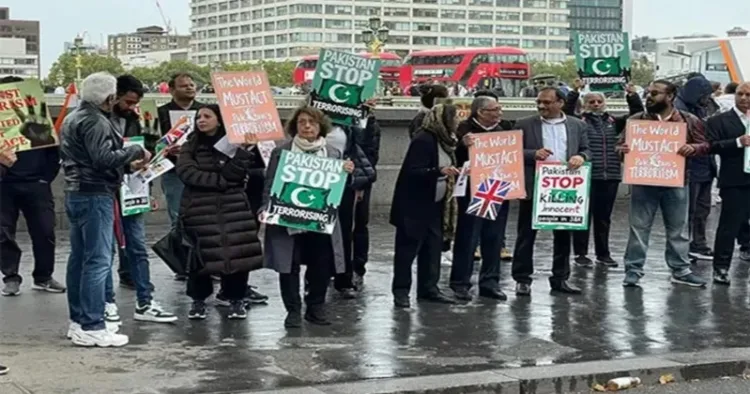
[42,94,631,111]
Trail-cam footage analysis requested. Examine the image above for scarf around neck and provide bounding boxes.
[292,135,327,157]
[422,104,458,245]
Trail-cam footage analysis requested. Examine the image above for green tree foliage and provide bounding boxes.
[530,57,656,87]
[46,53,125,86]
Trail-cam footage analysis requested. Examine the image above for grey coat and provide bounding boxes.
[515,115,592,199]
[260,140,346,274]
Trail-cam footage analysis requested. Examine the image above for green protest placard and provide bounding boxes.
[120,136,151,217]
[262,150,348,234]
[311,49,381,126]
[532,162,591,231]
[0,79,58,152]
[574,32,631,92]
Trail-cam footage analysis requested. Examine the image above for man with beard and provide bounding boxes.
[706,82,750,285]
[564,79,644,268]
[616,80,709,288]
[105,75,177,325]
[0,76,64,297]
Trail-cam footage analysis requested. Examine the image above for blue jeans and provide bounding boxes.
[160,171,184,229]
[624,186,692,278]
[65,192,115,331]
[106,214,153,304]
[450,197,509,291]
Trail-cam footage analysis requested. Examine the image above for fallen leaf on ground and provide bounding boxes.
[659,374,675,384]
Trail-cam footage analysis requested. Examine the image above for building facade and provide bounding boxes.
[0,7,40,79]
[118,48,189,70]
[63,41,108,56]
[568,0,632,50]
[108,26,191,57]
[189,0,572,66]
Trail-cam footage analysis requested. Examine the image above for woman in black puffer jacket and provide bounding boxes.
[176,104,263,321]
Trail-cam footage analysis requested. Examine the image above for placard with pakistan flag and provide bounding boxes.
[311,48,381,126]
[573,32,631,92]
[262,150,348,234]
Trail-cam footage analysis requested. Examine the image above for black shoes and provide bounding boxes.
[713,269,730,285]
[515,283,532,296]
[304,306,331,326]
[479,287,508,301]
[550,280,582,294]
[452,288,473,301]
[418,292,456,304]
[284,312,302,328]
[393,295,410,309]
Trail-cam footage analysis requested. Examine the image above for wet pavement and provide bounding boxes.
[2,201,750,393]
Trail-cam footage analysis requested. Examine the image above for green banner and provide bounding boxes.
[263,150,348,234]
[0,79,58,152]
[311,49,381,126]
[573,32,631,92]
[120,136,151,217]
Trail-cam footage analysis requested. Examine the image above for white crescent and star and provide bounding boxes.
[290,187,315,207]
[592,59,612,75]
[329,84,351,103]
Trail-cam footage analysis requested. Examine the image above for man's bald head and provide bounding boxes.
[736,82,750,113]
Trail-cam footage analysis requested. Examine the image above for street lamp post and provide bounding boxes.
[361,16,389,59]
[73,35,83,86]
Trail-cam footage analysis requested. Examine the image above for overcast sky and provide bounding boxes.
[3,0,748,78]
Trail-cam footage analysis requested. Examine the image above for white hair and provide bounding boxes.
[80,72,117,105]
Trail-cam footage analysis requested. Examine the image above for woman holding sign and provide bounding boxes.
[176,104,264,320]
[261,105,356,329]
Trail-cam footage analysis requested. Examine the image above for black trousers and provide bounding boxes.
[279,232,334,313]
[187,271,249,301]
[688,180,713,252]
[572,180,619,258]
[334,188,357,290]
[352,186,372,276]
[0,182,56,284]
[738,220,750,251]
[713,186,750,271]
[391,202,442,298]
[512,199,571,285]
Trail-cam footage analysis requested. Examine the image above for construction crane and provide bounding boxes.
[155,0,173,34]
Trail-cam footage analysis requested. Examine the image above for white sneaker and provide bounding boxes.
[105,303,121,323]
[134,301,178,323]
[68,322,119,339]
[71,329,129,347]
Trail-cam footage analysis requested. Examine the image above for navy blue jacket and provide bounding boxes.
[0,147,59,184]
[674,77,715,183]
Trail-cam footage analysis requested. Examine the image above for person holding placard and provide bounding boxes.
[449,95,515,302]
[177,105,264,320]
[0,144,17,374]
[616,80,710,288]
[261,105,356,328]
[706,82,750,285]
[512,87,591,296]
[563,79,644,268]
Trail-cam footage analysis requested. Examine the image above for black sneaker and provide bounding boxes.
[32,278,66,293]
[671,273,707,288]
[245,286,269,304]
[284,312,302,328]
[305,306,331,325]
[574,255,594,268]
[0,364,7,375]
[1,281,20,296]
[188,300,207,320]
[595,256,619,268]
[228,301,247,319]
[453,288,473,301]
[688,249,713,261]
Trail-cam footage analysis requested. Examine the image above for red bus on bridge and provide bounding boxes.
[292,52,402,85]
[399,47,530,96]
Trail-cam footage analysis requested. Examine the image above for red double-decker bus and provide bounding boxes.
[399,47,530,96]
[292,52,402,86]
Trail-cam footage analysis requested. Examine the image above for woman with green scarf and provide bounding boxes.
[389,103,460,308]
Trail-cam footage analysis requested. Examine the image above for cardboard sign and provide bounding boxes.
[0,79,59,152]
[573,32,631,92]
[212,71,284,143]
[120,136,151,216]
[469,130,526,200]
[532,162,591,231]
[311,49,381,126]
[623,120,686,187]
[261,150,348,234]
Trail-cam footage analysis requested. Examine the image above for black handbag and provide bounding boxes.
[151,223,203,276]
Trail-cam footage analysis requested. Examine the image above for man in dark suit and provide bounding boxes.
[707,82,750,285]
[512,87,592,296]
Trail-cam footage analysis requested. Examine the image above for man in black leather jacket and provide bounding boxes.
[61,72,149,348]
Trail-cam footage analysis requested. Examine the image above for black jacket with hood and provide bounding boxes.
[674,76,716,183]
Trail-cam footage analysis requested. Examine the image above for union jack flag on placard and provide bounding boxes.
[466,178,512,220]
